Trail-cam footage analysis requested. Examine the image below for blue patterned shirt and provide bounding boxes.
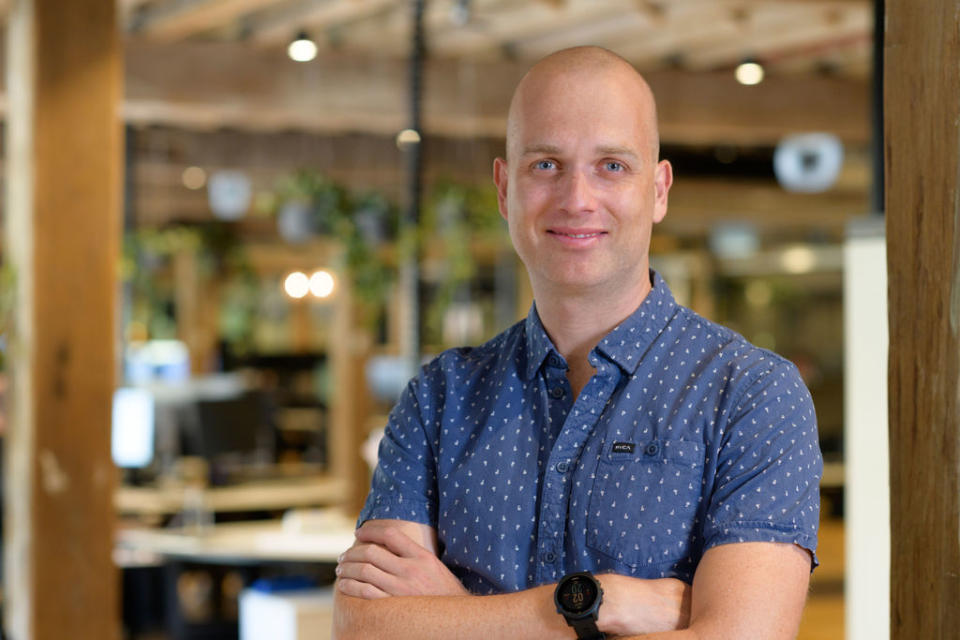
[359,272,821,594]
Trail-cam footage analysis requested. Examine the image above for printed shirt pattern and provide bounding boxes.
[359,271,822,594]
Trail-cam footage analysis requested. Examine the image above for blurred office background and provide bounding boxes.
[0,1,886,638]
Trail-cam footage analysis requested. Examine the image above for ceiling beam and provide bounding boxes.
[506,10,656,60]
[121,39,870,144]
[0,38,869,144]
[248,0,400,45]
[605,1,752,67]
[131,0,291,40]
[430,2,640,59]
[682,3,870,69]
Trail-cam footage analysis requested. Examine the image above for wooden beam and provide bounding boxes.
[132,0,290,40]
[3,0,121,638]
[682,3,870,70]
[664,177,868,237]
[362,1,571,60]
[648,67,868,145]
[428,0,655,60]
[112,40,871,144]
[248,0,399,46]
[508,10,656,60]
[886,0,960,637]
[745,0,866,3]
[609,1,747,67]
[0,37,868,144]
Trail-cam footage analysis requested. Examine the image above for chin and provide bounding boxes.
[543,272,608,292]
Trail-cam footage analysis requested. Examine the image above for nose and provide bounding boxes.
[557,168,597,214]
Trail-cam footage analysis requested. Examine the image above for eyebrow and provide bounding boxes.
[520,144,562,156]
[519,144,640,159]
[595,146,639,159]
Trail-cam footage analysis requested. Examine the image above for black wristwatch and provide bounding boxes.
[554,571,606,640]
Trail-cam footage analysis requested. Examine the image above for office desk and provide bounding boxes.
[117,516,355,640]
[116,517,356,565]
[116,474,348,517]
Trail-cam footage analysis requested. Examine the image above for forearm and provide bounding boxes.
[332,582,575,640]
[334,520,689,638]
[613,542,813,640]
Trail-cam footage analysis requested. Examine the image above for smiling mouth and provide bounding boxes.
[548,230,606,239]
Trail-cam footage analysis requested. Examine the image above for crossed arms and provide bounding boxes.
[332,519,811,640]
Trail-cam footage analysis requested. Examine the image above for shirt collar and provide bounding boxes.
[522,270,679,380]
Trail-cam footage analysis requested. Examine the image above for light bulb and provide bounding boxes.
[284,271,310,298]
[309,270,335,298]
[735,61,764,86]
[288,32,317,62]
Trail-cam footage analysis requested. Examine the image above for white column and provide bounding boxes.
[843,218,889,640]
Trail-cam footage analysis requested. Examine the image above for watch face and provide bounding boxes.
[558,575,598,614]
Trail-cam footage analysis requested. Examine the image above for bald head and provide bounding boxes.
[505,46,661,163]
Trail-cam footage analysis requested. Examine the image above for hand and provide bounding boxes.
[336,520,469,600]
[596,574,691,637]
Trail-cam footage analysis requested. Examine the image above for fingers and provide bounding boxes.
[336,541,408,597]
[339,521,468,599]
[355,521,429,558]
[336,557,404,595]
[340,541,406,576]
[336,577,390,599]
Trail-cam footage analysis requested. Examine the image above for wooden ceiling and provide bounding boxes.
[75,0,872,146]
[118,0,872,78]
[0,1,875,153]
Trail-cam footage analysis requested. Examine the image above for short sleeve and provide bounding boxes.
[357,372,439,528]
[702,360,822,568]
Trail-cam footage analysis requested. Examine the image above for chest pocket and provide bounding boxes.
[586,439,705,568]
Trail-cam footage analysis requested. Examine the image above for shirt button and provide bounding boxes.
[644,442,660,456]
[550,386,564,399]
[556,461,569,473]
[548,354,562,368]
[542,551,556,563]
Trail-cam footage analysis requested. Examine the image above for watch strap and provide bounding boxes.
[569,616,606,640]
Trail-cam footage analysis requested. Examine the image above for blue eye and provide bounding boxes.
[535,160,555,170]
[604,161,625,172]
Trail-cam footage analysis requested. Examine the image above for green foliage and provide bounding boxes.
[268,171,398,317]
[421,179,506,343]
[122,173,510,358]
[266,172,509,345]
[122,223,251,346]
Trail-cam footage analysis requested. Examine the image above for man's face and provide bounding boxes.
[494,66,672,299]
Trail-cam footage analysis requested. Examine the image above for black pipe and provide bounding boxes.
[403,0,426,366]
[871,0,884,215]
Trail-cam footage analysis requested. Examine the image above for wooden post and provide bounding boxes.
[173,247,220,373]
[329,278,370,516]
[886,0,960,636]
[3,1,122,639]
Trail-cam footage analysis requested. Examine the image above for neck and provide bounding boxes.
[532,272,653,395]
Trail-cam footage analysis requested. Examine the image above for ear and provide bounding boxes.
[652,159,673,224]
[493,157,509,221]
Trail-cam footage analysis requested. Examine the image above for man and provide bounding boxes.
[333,46,821,639]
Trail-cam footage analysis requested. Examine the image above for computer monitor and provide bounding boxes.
[124,340,190,386]
[189,391,274,484]
[111,387,156,469]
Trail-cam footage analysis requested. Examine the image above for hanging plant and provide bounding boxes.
[421,179,507,345]
[122,223,251,348]
[267,171,508,345]
[267,171,398,323]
